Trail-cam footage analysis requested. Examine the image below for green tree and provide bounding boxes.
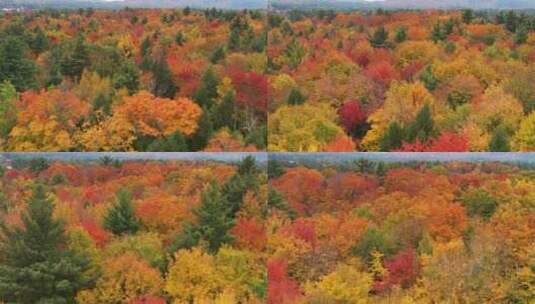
[461,189,498,220]
[0,36,37,91]
[174,31,185,46]
[0,81,18,142]
[430,22,446,43]
[228,28,241,51]
[245,123,267,150]
[462,9,474,24]
[210,45,226,64]
[146,131,188,152]
[176,182,235,254]
[194,67,219,109]
[114,60,140,94]
[30,27,49,55]
[284,39,306,70]
[352,227,396,262]
[213,92,236,130]
[420,66,439,91]
[394,26,407,43]
[61,35,89,81]
[369,26,389,48]
[103,189,141,235]
[489,125,510,152]
[188,109,214,151]
[514,25,528,45]
[406,103,436,143]
[0,185,93,303]
[29,158,50,173]
[151,56,177,98]
[379,121,404,151]
[287,87,306,105]
[268,159,285,179]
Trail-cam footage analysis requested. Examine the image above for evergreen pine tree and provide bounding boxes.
[420,65,438,91]
[46,46,64,87]
[189,182,235,253]
[0,36,37,91]
[213,92,236,130]
[114,60,140,95]
[489,126,511,152]
[514,25,528,45]
[61,35,89,81]
[221,156,260,215]
[188,108,214,151]
[394,26,407,43]
[210,45,226,64]
[0,81,18,140]
[0,185,93,303]
[30,27,49,55]
[430,22,446,43]
[369,26,388,48]
[146,131,188,152]
[268,159,285,179]
[245,124,267,150]
[287,87,306,105]
[462,9,474,24]
[175,31,185,46]
[151,56,177,98]
[103,189,141,235]
[228,28,241,51]
[194,67,219,108]
[379,121,404,151]
[406,103,435,143]
[267,189,296,219]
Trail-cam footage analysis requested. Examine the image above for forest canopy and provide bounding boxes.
[0,7,267,151]
[268,9,535,151]
[0,154,533,302]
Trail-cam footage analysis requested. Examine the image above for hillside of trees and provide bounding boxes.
[0,8,267,151]
[268,9,535,151]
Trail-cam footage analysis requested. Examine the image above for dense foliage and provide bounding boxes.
[268,9,535,151]
[0,8,267,151]
[267,158,534,303]
[1,155,534,302]
[0,156,267,303]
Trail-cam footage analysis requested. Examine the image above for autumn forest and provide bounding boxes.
[2,7,535,151]
[0,153,533,303]
[1,1,535,304]
[0,8,267,152]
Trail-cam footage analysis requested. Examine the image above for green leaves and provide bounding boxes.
[103,189,141,236]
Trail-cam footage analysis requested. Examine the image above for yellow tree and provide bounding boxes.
[463,84,523,151]
[362,81,437,150]
[9,89,90,151]
[513,111,535,151]
[268,103,346,152]
[165,247,224,303]
[76,253,164,303]
[113,90,202,137]
[305,260,372,304]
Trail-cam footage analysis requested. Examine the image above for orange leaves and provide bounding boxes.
[323,134,356,152]
[135,193,190,238]
[230,217,267,252]
[115,91,202,137]
[271,167,323,216]
[267,259,302,304]
[9,89,90,151]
